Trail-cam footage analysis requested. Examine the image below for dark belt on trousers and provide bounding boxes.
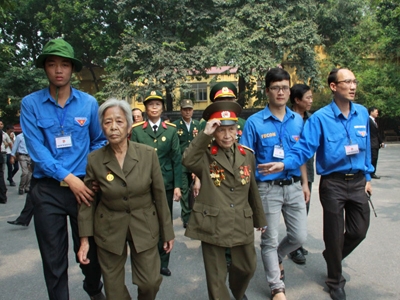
[34,176,85,187]
[265,176,301,186]
[17,152,29,157]
[322,171,363,181]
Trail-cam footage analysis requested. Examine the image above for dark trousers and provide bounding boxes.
[31,178,102,300]
[371,147,379,175]
[180,171,193,224]
[158,188,173,268]
[16,191,34,225]
[319,175,370,289]
[6,153,19,182]
[202,241,256,300]
[0,163,7,203]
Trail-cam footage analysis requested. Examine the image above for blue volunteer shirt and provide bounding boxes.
[241,105,304,181]
[283,100,374,181]
[20,87,107,181]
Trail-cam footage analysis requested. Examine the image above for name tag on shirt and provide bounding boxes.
[345,144,359,155]
[55,135,72,149]
[273,145,285,159]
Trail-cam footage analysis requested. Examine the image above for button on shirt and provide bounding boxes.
[241,105,304,181]
[20,87,107,181]
[283,100,374,181]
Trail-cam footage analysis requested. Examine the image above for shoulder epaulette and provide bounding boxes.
[165,121,176,127]
[132,121,145,128]
[239,144,254,154]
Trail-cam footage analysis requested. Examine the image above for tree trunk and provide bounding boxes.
[88,66,100,93]
[238,74,246,107]
[165,86,173,111]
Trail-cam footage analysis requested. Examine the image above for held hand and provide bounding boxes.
[77,237,90,265]
[204,119,221,136]
[173,188,182,202]
[257,162,284,175]
[302,182,310,204]
[192,177,201,197]
[257,226,267,233]
[163,239,175,254]
[10,156,15,165]
[91,180,100,192]
[365,181,372,195]
[64,174,95,206]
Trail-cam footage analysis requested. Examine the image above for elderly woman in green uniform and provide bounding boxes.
[131,90,182,277]
[77,99,174,300]
[183,101,267,300]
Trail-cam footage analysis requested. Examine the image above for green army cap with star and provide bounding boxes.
[209,82,238,102]
[143,90,164,105]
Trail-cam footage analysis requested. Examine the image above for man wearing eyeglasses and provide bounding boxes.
[241,68,309,300]
[262,68,373,300]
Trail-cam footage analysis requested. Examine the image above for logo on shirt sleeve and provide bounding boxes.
[75,117,87,126]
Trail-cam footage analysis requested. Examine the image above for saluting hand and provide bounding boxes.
[204,119,221,136]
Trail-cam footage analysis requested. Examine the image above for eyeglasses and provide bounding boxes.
[269,86,290,92]
[336,79,359,86]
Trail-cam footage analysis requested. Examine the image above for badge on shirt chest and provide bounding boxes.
[345,144,359,155]
[209,161,225,187]
[106,172,114,181]
[273,145,284,159]
[177,129,184,136]
[239,165,251,185]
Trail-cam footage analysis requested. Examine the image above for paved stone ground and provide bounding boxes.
[1,144,400,300]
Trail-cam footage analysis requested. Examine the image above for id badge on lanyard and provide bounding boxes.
[273,145,285,159]
[344,144,359,155]
[55,134,73,149]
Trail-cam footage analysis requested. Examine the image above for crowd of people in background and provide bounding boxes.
[2,38,384,300]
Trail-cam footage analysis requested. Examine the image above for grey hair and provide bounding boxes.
[98,98,133,129]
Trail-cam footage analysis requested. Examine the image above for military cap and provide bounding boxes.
[203,101,242,126]
[36,39,83,72]
[180,99,194,108]
[209,82,238,102]
[143,90,164,105]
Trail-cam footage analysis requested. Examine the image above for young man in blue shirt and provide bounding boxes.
[20,39,106,300]
[263,68,373,300]
[241,68,309,300]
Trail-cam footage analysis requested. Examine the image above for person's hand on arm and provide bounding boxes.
[64,174,95,206]
[77,237,90,265]
[163,239,175,253]
[10,156,15,165]
[257,162,285,175]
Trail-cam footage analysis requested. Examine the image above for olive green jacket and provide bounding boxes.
[78,141,175,255]
[182,131,266,247]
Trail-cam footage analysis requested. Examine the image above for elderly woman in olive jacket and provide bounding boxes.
[78,99,174,300]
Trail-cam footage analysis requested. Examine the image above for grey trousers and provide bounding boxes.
[258,181,307,290]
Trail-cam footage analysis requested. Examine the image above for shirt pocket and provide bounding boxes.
[37,118,58,135]
[73,120,90,141]
[354,131,368,151]
[327,132,347,159]
[243,208,254,236]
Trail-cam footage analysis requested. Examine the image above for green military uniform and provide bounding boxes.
[131,120,182,269]
[173,116,200,225]
[183,102,267,300]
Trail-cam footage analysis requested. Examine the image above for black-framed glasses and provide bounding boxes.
[269,86,290,92]
[336,79,359,86]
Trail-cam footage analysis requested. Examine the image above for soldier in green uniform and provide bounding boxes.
[183,101,267,300]
[173,99,200,228]
[199,82,246,142]
[131,90,182,277]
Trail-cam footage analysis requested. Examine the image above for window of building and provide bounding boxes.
[187,83,208,101]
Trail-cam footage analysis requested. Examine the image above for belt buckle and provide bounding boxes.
[344,174,354,180]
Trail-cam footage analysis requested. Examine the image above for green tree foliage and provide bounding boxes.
[104,0,217,110]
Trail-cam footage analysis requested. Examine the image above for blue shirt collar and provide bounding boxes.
[42,87,76,105]
[330,99,358,119]
[262,105,295,122]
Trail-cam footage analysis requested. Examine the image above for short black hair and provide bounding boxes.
[6,125,14,131]
[132,108,142,113]
[290,84,311,105]
[265,68,290,88]
[368,106,378,115]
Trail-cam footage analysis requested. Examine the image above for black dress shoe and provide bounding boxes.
[371,174,380,179]
[183,222,188,228]
[300,246,308,255]
[289,248,306,264]
[329,287,346,300]
[9,181,16,186]
[160,267,171,276]
[7,220,28,227]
